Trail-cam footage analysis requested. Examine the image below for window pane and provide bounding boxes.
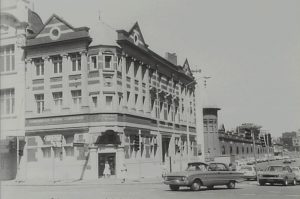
[105,56,111,68]
[6,55,10,71]
[11,55,15,71]
[0,56,4,72]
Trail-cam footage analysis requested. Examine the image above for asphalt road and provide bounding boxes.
[2,181,300,199]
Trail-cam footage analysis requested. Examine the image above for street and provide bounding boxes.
[1,181,300,199]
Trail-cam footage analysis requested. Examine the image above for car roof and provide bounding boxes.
[188,162,208,166]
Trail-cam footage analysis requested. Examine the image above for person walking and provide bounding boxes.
[120,163,127,183]
[103,161,111,178]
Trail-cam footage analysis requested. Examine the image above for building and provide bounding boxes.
[0,0,43,180]
[282,131,300,152]
[203,106,221,158]
[22,14,201,181]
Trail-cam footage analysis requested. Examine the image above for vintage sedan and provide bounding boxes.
[240,165,257,180]
[163,162,243,191]
[257,165,297,186]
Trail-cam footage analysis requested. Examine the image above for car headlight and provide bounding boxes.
[181,176,187,181]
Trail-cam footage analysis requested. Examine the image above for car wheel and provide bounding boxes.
[207,185,214,190]
[190,180,202,191]
[283,178,288,186]
[292,178,297,186]
[227,181,236,189]
[169,185,179,191]
[259,180,265,186]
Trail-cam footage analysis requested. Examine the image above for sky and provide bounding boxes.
[33,0,300,137]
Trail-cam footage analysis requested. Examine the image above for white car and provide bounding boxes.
[240,165,257,180]
[291,167,300,183]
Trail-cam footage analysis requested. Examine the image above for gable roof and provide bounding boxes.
[128,22,147,46]
[182,58,193,77]
[26,14,90,47]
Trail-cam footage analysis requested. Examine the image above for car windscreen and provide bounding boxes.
[186,164,207,171]
[266,166,284,172]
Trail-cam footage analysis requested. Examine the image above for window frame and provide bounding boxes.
[104,55,113,69]
[0,88,15,116]
[35,94,44,114]
[52,55,62,74]
[70,53,81,72]
[34,58,44,77]
[0,45,15,73]
[71,90,82,110]
[89,55,98,71]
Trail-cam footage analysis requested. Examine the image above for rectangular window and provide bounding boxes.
[0,88,15,115]
[90,55,97,70]
[70,53,81,72]
[35,94,44,113]
[71,90,81,110]
[42,147,51,158]
[91,95,98,107]
[52,55,62,74]
[104,55,112,69]
[34,58,44,76]
[105,96,113,107]
[64,147,74,157]
[0,45,15,73]
[53,92,63,112]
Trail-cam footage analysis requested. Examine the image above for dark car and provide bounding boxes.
[163,162,243,191]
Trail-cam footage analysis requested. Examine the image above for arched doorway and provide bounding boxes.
[96,130,121,178]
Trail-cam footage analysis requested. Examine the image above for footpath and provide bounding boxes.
[1,177,163,187]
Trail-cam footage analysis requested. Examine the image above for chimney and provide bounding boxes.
[165,52,177,65]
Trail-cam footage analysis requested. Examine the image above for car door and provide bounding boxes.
[286,166,294,182]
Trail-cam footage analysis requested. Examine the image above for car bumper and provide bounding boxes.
[163,179,189,186]
[258,177,285,183]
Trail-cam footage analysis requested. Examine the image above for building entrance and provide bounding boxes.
[98,153,116,177]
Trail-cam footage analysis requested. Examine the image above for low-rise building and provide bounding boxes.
[22,14,201,181]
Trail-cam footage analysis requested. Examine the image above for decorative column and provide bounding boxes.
[61,54,71,113]
[80,50,89,111]
[25,59,35,115]
[145,66,151,114]
[43,56,51,113]
[83,147,98,180]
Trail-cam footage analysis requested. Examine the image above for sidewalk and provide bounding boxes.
[1,177,163,187]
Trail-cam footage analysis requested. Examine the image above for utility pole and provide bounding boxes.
[252,130,258,174]
[138,130,142,179]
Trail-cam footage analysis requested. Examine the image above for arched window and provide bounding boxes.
[222,146,226,155]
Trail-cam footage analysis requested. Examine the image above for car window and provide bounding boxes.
[208,163,228,171]
[267,166,283,172]
[292,168,299,171]
[241,166,252,171]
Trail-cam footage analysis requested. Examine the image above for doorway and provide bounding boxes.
[98,153,116,178]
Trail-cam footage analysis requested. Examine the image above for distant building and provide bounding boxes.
[0,0,43,180]
[282,131,300,151]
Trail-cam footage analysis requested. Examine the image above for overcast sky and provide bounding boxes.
[34,0,300,137]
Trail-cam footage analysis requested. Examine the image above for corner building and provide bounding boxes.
[24,15,199,180]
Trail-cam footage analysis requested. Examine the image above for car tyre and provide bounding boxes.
[283,178,288,186]
[292,178,297,186]
[258,180,265,186]
[207,185,214,190]
[169,185,179,191]
[190,180,202,191]
[227,181,236,189]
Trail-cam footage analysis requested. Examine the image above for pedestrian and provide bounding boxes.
[103,161,111,178]
[120,163,127,183]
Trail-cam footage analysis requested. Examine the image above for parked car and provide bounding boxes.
[257,165,297,186]
[283,159,292,164]
[291,167,300,183]
[163,162,243,191]
[240,165,257,180]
